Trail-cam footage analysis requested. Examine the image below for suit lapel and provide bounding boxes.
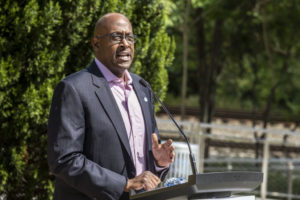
[88,61,133,161]
[131,75,153,152]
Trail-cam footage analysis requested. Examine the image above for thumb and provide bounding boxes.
[152,133,159,149]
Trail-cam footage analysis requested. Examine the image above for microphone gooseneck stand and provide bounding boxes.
[139,79,198,175]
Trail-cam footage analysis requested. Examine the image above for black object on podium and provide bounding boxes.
[130,171,263,200]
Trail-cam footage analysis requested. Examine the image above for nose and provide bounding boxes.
[120,36,130,47]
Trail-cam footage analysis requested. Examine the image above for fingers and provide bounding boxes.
[152,133,159,149]
[128,171,161,191]
[162,141,174,155]
[170,150,175,162]
[161,139,175,153]
[162,139,173,148]
[165,146,175,162]
[143,171,161,191]
[168,146,175,162]
[152,136,176,166]
[167,139,173,146]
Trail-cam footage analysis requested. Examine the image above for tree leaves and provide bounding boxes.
[0,0,174,198]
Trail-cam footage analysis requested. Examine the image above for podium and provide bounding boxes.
[130,171,263,200]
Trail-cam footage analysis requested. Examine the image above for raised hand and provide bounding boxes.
[152,133,175,167]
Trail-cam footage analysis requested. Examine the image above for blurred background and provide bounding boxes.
[159,0,300,199]
[0,0,299,199]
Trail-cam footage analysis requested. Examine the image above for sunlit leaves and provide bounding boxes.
[0,0,174,199]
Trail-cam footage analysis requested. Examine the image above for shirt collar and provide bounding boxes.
[95,58,132,85]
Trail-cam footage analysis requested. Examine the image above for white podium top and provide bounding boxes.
[169,195,255,200]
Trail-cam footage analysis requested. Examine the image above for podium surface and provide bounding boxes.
[130,172,263,200]
[168,195,255,200]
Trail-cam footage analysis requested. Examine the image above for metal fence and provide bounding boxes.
[157,117,300,200]
[164,141,199,180]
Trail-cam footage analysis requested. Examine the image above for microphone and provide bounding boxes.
[139,79,198,175]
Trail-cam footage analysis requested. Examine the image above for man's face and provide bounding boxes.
[93,15,135,78]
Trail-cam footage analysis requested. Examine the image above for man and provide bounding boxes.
[47,13,175,200]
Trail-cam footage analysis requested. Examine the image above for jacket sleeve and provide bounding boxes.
[47,80,127,200]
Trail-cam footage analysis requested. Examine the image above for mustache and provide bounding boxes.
[116,50,132,56]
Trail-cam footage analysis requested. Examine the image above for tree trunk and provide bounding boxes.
[207,19,224,124]
[197,8,207,123]
[180,0,191,120]
[260,3,274,199]
[196,14,224,158]
[249,61,261,159]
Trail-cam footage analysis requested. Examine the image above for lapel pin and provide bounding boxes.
[144,97,148,102]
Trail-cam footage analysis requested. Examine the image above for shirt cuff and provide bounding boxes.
[154,162,169,172]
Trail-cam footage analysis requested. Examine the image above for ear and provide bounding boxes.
[92,37,100,49]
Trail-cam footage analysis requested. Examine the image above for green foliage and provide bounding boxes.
[267,170,300,195]
[0,0,174,199]
[216,0,300,118]
[166,0,300,121]
[293,173,300,195]
[267,171,288,193]
[164,0,201,97]
[129,0,175,110]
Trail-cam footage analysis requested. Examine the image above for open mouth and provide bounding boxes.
[116,51,131,61]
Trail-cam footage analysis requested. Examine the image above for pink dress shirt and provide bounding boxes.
[95,58,147,175]
[95,58,168,177]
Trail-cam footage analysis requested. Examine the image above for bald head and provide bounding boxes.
[93,13,132,37]
[92,13,135,78]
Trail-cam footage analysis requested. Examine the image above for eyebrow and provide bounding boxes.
[110,31,134,34]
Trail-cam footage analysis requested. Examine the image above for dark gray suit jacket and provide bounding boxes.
[47,61,165,200]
